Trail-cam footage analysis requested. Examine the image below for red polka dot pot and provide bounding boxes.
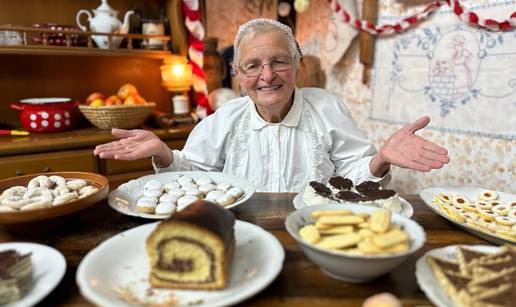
[10,98,80,133]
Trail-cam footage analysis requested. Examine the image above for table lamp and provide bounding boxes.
[160,55,193,115]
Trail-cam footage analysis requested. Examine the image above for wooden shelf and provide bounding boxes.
[0,45,172,59]
[0,25,174,59]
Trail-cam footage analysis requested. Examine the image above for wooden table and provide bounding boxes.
[0,193,489,306]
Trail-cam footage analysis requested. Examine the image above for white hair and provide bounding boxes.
[233,18,302,66]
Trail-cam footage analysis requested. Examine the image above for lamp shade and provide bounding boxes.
[161,55,193,91]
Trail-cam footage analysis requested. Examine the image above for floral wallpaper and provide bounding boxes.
[206,0,515,194]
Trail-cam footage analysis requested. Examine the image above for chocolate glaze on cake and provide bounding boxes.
[165,200,235,248]
[355,181,381,194]
[335,191,365,202]
[328,176,353,191]
[309,181,332,197]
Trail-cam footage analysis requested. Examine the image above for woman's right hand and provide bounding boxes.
[93,129,173,167]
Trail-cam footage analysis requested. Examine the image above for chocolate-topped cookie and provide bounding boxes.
[364,189,397,201]
[335,190,365,202]
[308,181,332,197]
[328,176,353,191]
[355,181,381,194]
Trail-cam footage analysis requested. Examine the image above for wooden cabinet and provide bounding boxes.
[0,126,193,187]
[0,149,98,178]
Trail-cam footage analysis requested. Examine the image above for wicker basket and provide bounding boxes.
[79,103,156,129]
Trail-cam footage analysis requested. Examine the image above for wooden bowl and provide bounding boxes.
[0,172,108,224]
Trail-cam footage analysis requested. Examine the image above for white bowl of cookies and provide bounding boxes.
[285,204,426,283]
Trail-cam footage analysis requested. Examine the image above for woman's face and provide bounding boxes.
[235,30,297,116]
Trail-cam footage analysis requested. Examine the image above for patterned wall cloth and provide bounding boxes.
[207,0,516,194]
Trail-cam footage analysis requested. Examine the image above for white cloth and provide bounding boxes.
[154,87,389,192]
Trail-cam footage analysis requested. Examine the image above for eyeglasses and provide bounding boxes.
[238,56,295,77]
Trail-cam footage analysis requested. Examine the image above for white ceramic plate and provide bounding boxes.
[292,193,414,218]
[108,171,256,219]
[76,220,284,307]
[0,242,66,307]
[420,186,515,245]
[415,244,499,307]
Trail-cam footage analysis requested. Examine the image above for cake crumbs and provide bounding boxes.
[244,267,258,280]
[113,285,180,307]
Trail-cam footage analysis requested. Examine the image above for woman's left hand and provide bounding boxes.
[376,116,450,172]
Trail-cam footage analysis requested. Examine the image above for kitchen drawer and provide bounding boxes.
[0,149,97,180]
[100,139,187,176]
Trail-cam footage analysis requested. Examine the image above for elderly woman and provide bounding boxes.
[94,18,449,192]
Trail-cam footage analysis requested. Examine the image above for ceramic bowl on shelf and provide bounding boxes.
[285,204,426,283]
[10,98,80,133]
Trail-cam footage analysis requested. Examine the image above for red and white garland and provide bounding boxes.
[331,0,516,35]
[182,0,211,117]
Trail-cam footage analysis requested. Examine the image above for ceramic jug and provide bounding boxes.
[76,0,134,49]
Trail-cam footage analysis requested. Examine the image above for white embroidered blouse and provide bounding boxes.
[154,87,388,192]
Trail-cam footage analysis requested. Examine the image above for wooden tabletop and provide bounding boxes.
[0,193,490,306]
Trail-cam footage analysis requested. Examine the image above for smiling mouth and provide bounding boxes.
[258,85,282,91]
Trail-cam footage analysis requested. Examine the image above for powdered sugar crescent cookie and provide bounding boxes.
[67,179,88,191]
[48,175,66,187]
[478,190,498,201]
[53,191,78,206]
[2,186,27,198]
[79,186,99,198]
[53,184,70,197]
[2,196,30,210]
[28,175,53,189]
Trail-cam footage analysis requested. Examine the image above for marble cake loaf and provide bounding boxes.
[146,200,235,290]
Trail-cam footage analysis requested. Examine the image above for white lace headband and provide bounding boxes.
[234,18,302,65]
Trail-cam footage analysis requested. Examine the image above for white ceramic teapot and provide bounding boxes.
[76,0,134,49]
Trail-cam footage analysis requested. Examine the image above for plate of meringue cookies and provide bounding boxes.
[0,172,109,224]
[108,171,256,219]
[294,176,414,218]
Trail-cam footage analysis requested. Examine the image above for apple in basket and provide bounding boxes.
[85,92,106,105]
[105,95,123,106]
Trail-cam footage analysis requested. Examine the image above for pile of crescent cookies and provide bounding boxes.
[298,208,411,256]
[0,175,99,212]
[432,190,516,242]
[134,175,245,215]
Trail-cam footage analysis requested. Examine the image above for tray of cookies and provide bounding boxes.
[415,244,515,307]
[0,172,108,224]
[108,171,256,219]
[420,186,515,244]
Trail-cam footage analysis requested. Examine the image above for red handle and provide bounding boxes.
[10,103,25,111]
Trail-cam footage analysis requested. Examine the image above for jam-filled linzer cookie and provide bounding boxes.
[146,200,235,290]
